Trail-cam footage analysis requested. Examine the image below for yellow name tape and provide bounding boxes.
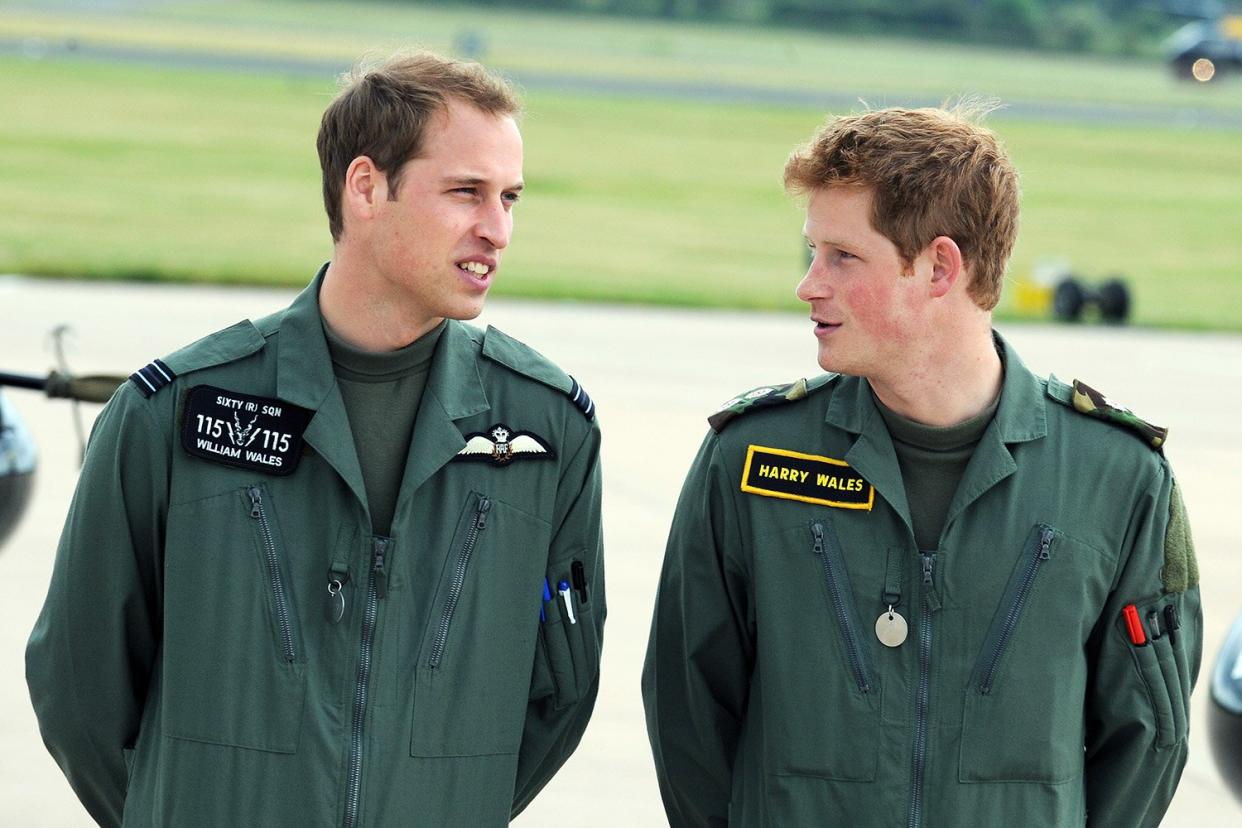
[740,444,874,510]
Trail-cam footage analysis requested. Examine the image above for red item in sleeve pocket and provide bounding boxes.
[1123,603,1147,646]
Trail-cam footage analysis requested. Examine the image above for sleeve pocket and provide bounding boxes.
[1122,600,1188,750]
[535,564,600,710]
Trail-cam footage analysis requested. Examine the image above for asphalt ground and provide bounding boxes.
[2,276,1239,826]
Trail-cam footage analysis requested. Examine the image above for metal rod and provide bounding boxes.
[0,372,47,392]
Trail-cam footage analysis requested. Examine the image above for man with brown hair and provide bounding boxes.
[643,106,1200,827]
[28,52,604,827]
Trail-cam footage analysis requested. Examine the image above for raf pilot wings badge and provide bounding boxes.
[455,424,556,467]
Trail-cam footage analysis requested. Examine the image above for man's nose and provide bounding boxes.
[476,201,512,250]
[795,256,828,303]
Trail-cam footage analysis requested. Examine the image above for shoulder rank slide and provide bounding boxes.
[129,359,176,398]
[1071,379,1167,450]
[568,376,595,421]
[709,379,809,433]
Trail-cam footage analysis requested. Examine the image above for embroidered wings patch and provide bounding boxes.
[455,424,556,466]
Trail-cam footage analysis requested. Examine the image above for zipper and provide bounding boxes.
[978,527,1054,694]
[247,486,296,663]
[907,552,938,828]
[811,522,871,694]
[343,536,389,828]
[428,496,492,669]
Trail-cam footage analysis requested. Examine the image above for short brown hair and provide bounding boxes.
[317,51,521,242]
[784,105,1019,310]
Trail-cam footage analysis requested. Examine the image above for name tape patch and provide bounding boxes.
[740,445,874,510]
[181,385,312,476]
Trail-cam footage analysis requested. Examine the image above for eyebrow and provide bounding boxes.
[803,233,853,248]
[444,176,525,191]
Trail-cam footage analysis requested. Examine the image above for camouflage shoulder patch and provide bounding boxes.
[1163,480,1199,593]
[1069,379,1168,450]
[708,375,837,432]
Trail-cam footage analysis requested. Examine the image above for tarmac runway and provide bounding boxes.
[2,276,1239,826]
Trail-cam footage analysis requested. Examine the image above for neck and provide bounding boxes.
[867,317,1002,428]
[320,254,442,352]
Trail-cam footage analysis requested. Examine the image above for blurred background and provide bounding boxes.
[3,0,1242,825]
[1,0,1241,324]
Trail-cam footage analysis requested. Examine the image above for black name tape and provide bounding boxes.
[740,444,874,510]
[181,385,312,476]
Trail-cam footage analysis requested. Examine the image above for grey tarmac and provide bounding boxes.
[1,276,1238,825]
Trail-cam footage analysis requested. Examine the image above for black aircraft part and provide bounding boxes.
[1209,611,1242,805]
[0,391,38,549]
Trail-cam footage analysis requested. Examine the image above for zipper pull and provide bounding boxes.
[921,553,941,613]
[811,523,824,556]
[373,539,389,600]
[476,497,492,530]
[326,569,350,624]
[1039,528,1053,560]
[248,487,262,518]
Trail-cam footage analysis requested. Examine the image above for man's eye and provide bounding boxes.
[451,187,478,196]
[836,250,857,262]
[502,192,521,205]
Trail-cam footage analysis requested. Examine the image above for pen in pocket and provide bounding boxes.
[571,560,589,604]
[558,579,577,625]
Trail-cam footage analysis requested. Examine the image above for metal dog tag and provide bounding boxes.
[875,607,908,648]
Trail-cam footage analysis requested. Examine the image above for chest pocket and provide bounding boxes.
[162,484,306,753]
[754,519,881,781]
[409,492,552,757]
[959,525,1093,783]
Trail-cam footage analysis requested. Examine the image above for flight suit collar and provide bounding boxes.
[273,265,333,407]
[940,332,1045,532]
[821,331,1047,545]
[274,266,365,508]
[394,320,491,506]
[987,332,1047,445]
[273,265,493,517]
[823,375,914,540]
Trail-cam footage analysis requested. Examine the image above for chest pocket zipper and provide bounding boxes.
[812,521,873,694]
[427,496,492,669]
[247,486,298,663]
[975,525,1054,694]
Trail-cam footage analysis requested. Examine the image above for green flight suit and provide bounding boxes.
[27,273,605,827]
[642,335,1201,827]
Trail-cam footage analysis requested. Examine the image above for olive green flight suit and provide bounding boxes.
[642,335,1200,827]
[27,274,605,827]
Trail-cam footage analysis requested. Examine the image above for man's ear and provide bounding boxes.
[341,156,384,227]
[926,235,964,299]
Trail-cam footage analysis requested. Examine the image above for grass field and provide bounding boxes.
[2,1,1241,329]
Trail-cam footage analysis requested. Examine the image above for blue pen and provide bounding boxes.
[540,578,552,624]
[558,579,577,625]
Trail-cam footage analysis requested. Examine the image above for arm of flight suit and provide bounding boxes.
[512,420,605,816]
[1084,465,1202,827]
[642,432,754,828]
[26,385,167,828]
